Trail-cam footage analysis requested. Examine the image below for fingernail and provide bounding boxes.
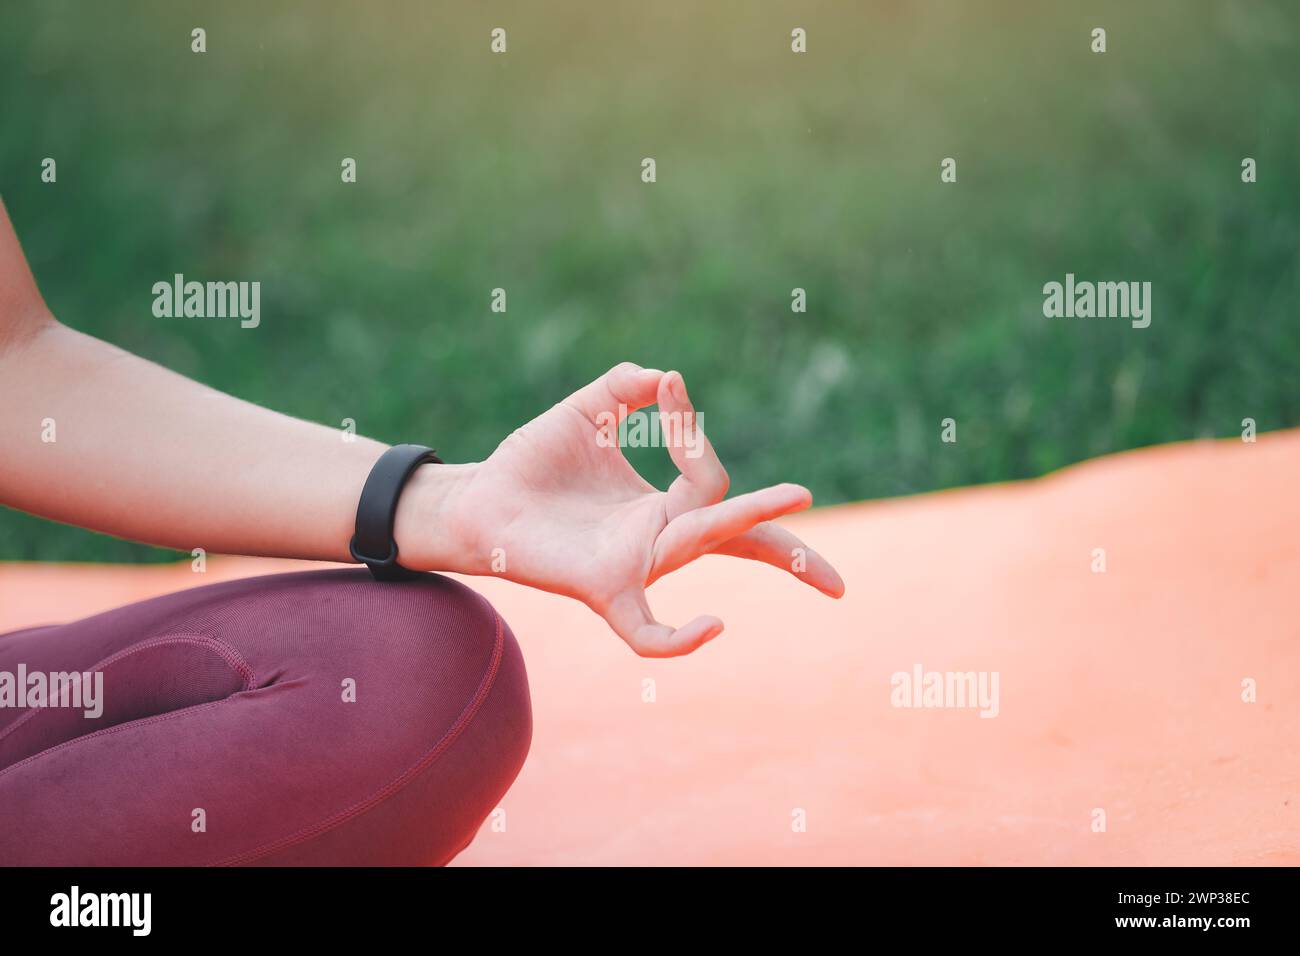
[671,372,688,403]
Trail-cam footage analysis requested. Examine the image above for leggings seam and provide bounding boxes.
[0,633,257,752]
[211,609,507,867]
[0,696,239,783]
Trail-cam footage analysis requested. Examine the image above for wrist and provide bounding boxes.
[391,459,482,574]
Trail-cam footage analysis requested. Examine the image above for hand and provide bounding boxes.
[400,363,844,657]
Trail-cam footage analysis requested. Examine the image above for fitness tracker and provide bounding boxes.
[350,443,443,581]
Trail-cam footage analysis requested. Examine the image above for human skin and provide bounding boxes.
[0,199,843,657]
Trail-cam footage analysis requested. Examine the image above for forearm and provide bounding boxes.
[0,319,477,568]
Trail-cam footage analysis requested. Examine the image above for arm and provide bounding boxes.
[0,201,469,571]
[0,199,842,657]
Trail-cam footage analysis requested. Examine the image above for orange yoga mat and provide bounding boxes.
[2,432,1296,865]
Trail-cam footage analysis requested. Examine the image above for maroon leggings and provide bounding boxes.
[0,569,531,866]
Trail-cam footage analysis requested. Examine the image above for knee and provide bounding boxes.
[403,575,534,861]
[237,569,532,865]
[371,571,533,780]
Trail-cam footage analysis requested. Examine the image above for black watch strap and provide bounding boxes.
[350,443,443,581]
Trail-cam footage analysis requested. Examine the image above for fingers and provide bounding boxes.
[710,522,846,598]
[601,589,724,658]
[562,362,664,429]
[652,371,841,596]
[658,370,729,518]
[650,483,813,581]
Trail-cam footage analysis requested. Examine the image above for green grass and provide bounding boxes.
[1,0,1297,562]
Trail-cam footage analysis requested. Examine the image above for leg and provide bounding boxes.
[0,569,531,866]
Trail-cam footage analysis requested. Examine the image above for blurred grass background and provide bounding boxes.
[0,0,1296,562]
